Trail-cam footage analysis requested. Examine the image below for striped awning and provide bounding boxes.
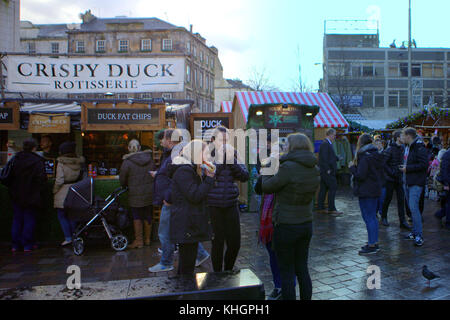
[234,91,349,128]
[221,101,233,113]
[20,102,81,113]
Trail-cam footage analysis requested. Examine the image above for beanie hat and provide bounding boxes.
[59,141,76,155]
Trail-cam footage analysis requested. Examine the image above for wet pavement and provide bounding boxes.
[1,187,449,300]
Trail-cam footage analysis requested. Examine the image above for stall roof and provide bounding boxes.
[21,102,81,114]
[233,91,349,128]
[221,101,233,113]
[353,119,395,130]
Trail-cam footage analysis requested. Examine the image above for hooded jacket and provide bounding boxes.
[349,144,384,198]
[119,150,155,207]
[168,156,215,244]
[8,151,47,209]
[53,155,85,208]
[262,149,320,225]
[404,137,429,187]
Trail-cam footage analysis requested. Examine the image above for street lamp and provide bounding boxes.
[408,0,413,114]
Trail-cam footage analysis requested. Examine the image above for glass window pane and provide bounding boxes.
[375,95,384,108]
[434,64,443,77]
[412,64,421,77]
[363,91,373,107]
[400,63,408,77]
[399,91,408,107]
[423,63,433,77]
[375,64,384,77]
[363,64,373,77]
[389,63,398,77]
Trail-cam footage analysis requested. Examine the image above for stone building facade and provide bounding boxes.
[67,11,217,112]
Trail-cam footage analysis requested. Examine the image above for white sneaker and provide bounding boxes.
[195,254,210,267]
[148,263,174,273]
[61,240,72,246]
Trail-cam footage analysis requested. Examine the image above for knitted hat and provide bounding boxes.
[59,141,76,155]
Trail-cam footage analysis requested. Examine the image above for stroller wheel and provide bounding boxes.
[111,234,128,251]
[73,237,84,256]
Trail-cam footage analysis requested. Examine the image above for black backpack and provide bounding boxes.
[0,157,15,187]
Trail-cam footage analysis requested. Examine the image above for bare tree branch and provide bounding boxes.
[245,66,278,91]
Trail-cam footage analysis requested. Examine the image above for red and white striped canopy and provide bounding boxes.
[221,101,233,113]
[234,91,349,128]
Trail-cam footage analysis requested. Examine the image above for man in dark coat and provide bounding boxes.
[400,128,429,247]
[8,139,47,252]
[317,128,342,214]
[381,130,411,230]
[436,147,450,230]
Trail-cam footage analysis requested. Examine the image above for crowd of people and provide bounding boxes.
[2,125,449,301]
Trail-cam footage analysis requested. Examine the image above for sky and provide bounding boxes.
[20,0,450,92]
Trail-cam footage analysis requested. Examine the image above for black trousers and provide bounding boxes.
[273,223,313,300]
[178,242,198,275]
[209,205,241,272]
[381,180,406,222]
[317,174,337,211]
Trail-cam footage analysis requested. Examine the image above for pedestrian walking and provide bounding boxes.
[169,140,215,275]
[207,126,249,273]
[53,141,85,246]
[400,128,429,246]
[7,139,47,252]
[119,139,155,249]
[262,133,320,300]
[374,138,387,220]
[317,128,343,215]
[380,130,411,230]
[349,134,384,255]
[434,146,450,230]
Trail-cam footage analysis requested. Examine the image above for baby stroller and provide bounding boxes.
[64,177,129,255]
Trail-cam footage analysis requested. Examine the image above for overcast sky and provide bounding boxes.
[20,0,450,92]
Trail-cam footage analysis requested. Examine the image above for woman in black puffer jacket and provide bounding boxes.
[349,134,384,256]
[207,126,249,272]
[169,140,215,275]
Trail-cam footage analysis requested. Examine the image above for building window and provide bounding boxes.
[118,93,129,99]
[193,46,197,57]
[211,57,214,68]
[375,91,384,108]
[362,63,374,77]
[28,42,36,54]
[96,40,105,52]
[118,40,129,52]
[423,90,443,106]
[141,39,152,52]
[76,41,85,53]
[389,91,399,108]
[162,93,173,99]
[194,69,198,86]
[162,39,173,51]
[186,41,191,53]
[374,63,384,78]
[200,51,204,63]
[351,64,362,77]
[399,63,421,77]
[186,65,191,83]
[206,55,209,66]
[423,63,443,78]
[51,43,59,54]
[363,91,373,108]
[389,63,399,77]
[206,76,209,92]
[140,93,152,99]
[199,72,203,88]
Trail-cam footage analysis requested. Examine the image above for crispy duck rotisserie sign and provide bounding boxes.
[5,56,185,93]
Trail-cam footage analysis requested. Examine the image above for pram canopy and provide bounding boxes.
[64,177,95,221]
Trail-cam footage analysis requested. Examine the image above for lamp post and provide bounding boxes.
[408,0,413,114]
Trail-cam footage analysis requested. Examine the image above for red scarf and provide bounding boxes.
[259,194,275,245]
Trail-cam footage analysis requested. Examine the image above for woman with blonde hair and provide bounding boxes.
[169,139,216,274]
[119,139,155,249]
[349,133,384,255]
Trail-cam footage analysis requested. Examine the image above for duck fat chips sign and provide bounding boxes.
[6,55,185,93]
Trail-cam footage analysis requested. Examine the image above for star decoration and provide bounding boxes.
[268,112,283,127]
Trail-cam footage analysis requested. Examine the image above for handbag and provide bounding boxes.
[0,156,15,186]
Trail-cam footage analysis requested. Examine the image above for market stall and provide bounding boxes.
[225,91,349,209]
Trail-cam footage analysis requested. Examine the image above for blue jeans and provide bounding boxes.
[158,205,209,267]
[359,198,379,245]
[404,185,423,237]
[11,203,37,250]
[376,187,386,214]
[435,192,450,228]
[57,209,77,242]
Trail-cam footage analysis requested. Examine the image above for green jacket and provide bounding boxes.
[262,149,320,225]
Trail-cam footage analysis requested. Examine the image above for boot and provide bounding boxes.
[129,220,144,249]
[144,221,152,246]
